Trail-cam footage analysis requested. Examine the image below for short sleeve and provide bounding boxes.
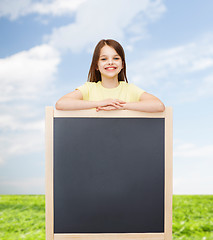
[129,83,146,101]
[76,82,89,100]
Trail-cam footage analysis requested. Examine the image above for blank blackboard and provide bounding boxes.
[53,117,165,234]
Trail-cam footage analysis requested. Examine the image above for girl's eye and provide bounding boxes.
[99,57,120,61]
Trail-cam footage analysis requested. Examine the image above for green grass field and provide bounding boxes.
[0,195,212,239]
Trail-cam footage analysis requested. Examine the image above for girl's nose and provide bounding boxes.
[108,58,113,64]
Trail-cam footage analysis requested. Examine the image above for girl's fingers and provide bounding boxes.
[115,105,125,110]
[104,106,116,110]
[114,103,123,107]
[113,100,126,106]
[97,104,125,111]
[113,103,126,109]
[111,101,125,107]
[111,103,121,108]
[100,99,126,108]
[98,106,116,111]
[114,99,126,103]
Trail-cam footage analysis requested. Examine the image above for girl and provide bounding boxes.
[55,39,165,112]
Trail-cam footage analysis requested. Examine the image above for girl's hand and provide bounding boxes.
[96,105,125,111]
[98,99,126,107]
[96,99,126,111]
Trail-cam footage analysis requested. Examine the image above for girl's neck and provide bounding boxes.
[101,76,119,89]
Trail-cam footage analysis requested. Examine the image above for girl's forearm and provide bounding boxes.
[55,98,100,110]
[123,100,165,112]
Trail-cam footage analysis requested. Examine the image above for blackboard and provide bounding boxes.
[45,107,173,240]
[53,117,165,233]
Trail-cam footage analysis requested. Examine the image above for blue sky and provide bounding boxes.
[0,0,213,194]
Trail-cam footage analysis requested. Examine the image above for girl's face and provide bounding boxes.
[97,45,123,80]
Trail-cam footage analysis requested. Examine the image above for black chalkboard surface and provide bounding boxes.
[53,117,165,234]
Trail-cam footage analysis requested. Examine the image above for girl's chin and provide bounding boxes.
[101,75,118,80]
[101,71,121,78]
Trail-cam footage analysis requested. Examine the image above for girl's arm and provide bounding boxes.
[55,90,97,110]
[123,92,165,112]
[55,90,125,110]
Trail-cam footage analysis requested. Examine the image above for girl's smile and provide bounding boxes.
[105,66,117,71]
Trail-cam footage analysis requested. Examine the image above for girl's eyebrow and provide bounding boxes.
[100,54,120,57]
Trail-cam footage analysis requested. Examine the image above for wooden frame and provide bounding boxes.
[45,107,173,240]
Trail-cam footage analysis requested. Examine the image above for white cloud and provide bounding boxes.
[8,132,44,155]
[0,125,45,166]
[32,0,87,16]
[0,0,167,53]
[174,143,213,158]
[0,0,31,20]
[128,33,213,102]
[0,0,86,20]
[198,74,213,97]
[0,44,60,102]
[47,0,166,53]
[0,44,60,164]
[0,115,44,131]
[173,140,213,194]
[0,156,4,165]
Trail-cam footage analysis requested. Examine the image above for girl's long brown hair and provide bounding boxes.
[87,39,128,83]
